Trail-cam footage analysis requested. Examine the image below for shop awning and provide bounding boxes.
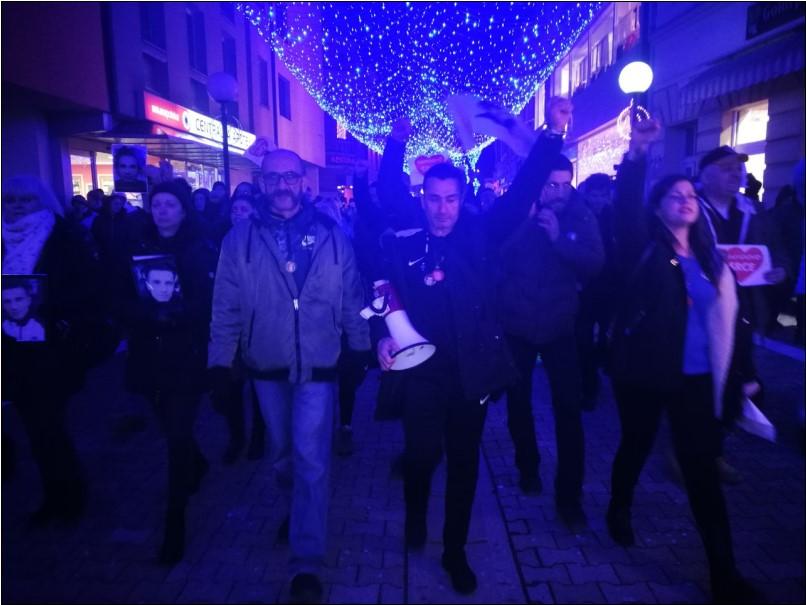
[680,29,804,108]
[73,121,259,172]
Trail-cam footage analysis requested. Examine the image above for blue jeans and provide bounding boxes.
[253,379,335,576]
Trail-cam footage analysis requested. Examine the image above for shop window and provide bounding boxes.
[259,58,269,107]
[191,79,209,113]
[144,53,169,97]
[187,8,207,74]
[729,100,769,198]
[95,152,115,195]
[70,154,93,196]
[731,100,769,147]
[140,3,166,50]
[279,76,292,120]
[223,35,237,78]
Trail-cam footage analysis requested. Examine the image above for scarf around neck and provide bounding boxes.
[2,209,56,274]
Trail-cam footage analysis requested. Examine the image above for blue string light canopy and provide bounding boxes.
[237,2,603,166]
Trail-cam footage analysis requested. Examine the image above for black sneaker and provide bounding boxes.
[606,503,635,546]
[518,474,543,495]
[441,551,478,594]
[289,573,323,604]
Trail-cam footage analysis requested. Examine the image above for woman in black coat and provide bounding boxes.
[606,121,759,604]
[121,180,217,564]
[2,175,100,525]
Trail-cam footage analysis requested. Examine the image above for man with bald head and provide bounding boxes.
[209,148,369,603]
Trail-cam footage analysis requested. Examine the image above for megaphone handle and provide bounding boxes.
[369,293,389,314]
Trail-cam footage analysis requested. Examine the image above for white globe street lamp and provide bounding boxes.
[208,72,239,195]
[618,61,653,95]
[618,61,654,127]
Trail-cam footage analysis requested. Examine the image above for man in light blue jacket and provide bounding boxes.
[209,149,370,603]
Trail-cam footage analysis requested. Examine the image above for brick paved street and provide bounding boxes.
[2,346,804,603]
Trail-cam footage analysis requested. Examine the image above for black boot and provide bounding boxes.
[159,507,185,565]
[606,501,635,546]
[441,550,477,594]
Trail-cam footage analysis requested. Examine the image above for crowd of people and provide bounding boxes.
[2,96,804,604]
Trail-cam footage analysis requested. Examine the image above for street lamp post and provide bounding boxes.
[208,72,239,195]
[618,61,654,126]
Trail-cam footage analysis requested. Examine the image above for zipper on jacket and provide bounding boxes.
[293,298,302,382]
[247,309,256,348]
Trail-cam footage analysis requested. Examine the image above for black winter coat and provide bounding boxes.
[607,156,752,421]
[2,217,102,401]
[497,191,604,344]
[372,131,565,402]
[122,220,217,397]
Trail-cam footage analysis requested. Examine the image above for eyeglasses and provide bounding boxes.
[545,182,573,191]
[262,171,302,187]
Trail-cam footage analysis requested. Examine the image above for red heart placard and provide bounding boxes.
[414,154,447,175]
[724,246,764,283]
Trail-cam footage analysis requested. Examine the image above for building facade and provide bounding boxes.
[534,1,805,206]
[2,2,337,202]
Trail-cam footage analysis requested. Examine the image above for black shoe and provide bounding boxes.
[404,515,426,550]
[276,515,290,544]
[441,551,478,595]
[518,474,543,495]
[557,503,588,532]
[606,503,635,546]
[289,573,323,604]
[712,573,764,604]
[158,509,185,565]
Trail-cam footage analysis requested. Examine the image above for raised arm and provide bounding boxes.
[613,118,660,274]
[377,118,422,229]
[486,97,571,246]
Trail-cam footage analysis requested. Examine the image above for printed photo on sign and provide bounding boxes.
[131,255,182,304]
[716,244,773,287]
[111,144,148,193]
[1,275,47,343]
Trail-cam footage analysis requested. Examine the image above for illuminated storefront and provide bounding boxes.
[69,92,258,196]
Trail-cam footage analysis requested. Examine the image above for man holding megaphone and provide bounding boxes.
[369,102,571,595]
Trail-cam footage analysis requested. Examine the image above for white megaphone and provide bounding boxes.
[360,280,436,370]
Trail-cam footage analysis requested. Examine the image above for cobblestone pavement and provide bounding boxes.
[2,346,803,604]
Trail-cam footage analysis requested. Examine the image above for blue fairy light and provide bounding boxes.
[237,2,602,165]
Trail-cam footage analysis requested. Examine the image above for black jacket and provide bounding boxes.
[122,220,218,397]
[2,217,102,401]
[497,190,604,344]
[608,156,752,421]
[373,132,565,401]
